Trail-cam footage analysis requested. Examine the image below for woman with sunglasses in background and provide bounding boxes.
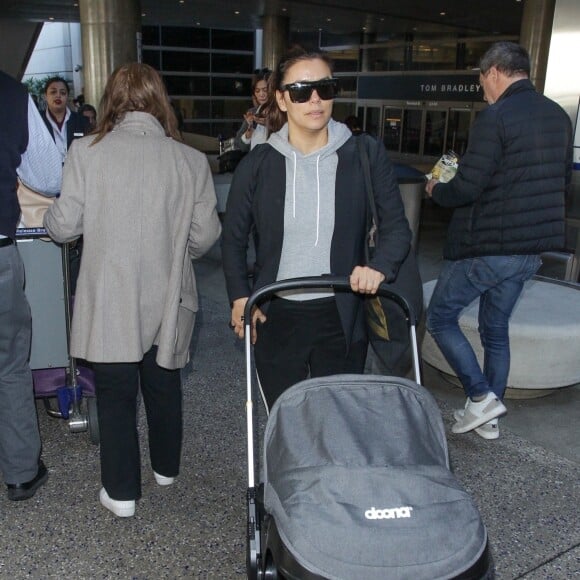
[233,68,271,152]
[222,46,411,410]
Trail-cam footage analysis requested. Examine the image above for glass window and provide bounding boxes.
[332,50,359,73]
[211,77,251,97]
[464,42,494,70]
[212,99,245,120]
[211,30,254,51]
[142,50,160,70]
[401,109,422,154]
[383,107,402,152]
[212,53,254,74]
[320,31,361,47]
[411,45,456,71]
[219,99,251,120]
[142,26,160,46]
[184,121,211,136]
[363,107,381,138]
[366,46,406,72]
[336,76,356,99]
[162,26,210,48]
[162,51,210,73]
[184,120,241,139]
[332,102,356,124]
[289,31,319,50]
[171,98,211,120]
[446,110,471,156]
[214,121,242,139]
[424,110,447,156]
[163,75,210,96]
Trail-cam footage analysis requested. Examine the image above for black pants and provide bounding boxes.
[92,346,182,500]
[254,297,367,410]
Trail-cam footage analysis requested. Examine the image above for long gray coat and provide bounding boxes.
[44,112,221,369]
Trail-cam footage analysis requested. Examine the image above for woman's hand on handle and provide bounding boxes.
[231,297,266,344]
[350,266,385,294]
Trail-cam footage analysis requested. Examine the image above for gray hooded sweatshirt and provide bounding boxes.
[267,118,352,300]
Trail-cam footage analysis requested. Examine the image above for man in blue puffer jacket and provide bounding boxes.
[425,42,573,439]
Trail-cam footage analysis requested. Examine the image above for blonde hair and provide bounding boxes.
[92,63,181,144]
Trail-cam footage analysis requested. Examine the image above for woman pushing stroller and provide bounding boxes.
[222,46,412,410]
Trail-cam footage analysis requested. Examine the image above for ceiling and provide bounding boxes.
[2,0,524,39]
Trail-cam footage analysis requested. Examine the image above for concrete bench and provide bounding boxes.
[421,278,580,397]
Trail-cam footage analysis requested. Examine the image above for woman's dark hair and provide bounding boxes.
[263,46,334,135]
[44,76,70,95]
[79,103,97,116]
[344,115,361,132]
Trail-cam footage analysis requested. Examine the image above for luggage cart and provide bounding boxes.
[16,227,99,445]
[243,276,493,579]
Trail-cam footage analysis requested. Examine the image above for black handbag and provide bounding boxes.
[357,136,423,375]
[218,149,245,174]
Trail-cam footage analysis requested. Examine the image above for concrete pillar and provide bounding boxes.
[261,15,289,71]
[519,0,556,94]
[79,0,141,108]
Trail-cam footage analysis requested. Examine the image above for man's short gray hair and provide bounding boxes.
[479,42,530,77]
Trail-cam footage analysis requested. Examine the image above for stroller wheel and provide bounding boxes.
[263,552,280,580]
[87,397,100,446]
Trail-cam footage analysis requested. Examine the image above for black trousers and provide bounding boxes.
[254,297,367,410]
[92,346,182,500]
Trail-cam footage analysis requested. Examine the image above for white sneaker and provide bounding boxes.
[99,487,135,517]
[153,471,175,486]
[454,408,499,440]
[451,392,506,434]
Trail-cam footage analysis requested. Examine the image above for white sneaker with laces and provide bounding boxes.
[451,392,506,434]
[454,408,499,440]
[99,487,135,517]
[153,471,175,486]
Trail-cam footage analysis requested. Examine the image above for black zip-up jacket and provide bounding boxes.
[432,79,573,260]
[0,70,28,240]
[41,109,90,150]
[222,134,412,347]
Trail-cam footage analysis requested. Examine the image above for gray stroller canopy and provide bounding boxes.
[263,375,487,580]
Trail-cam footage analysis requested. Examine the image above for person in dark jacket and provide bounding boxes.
[0,70,61,501]
[222,47,412,409]
[425,42,573,439]
[78,103,97,131]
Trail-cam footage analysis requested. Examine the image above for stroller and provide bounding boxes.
[243,276,493,580]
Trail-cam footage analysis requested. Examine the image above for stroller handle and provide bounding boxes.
[242,275,421,490]
[243,275,418,326]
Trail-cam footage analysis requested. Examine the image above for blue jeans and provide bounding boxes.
[426,255,541,400]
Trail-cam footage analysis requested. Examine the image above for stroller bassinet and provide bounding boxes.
[244,277,493,580]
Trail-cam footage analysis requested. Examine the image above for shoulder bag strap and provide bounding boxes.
[356,135,379,260]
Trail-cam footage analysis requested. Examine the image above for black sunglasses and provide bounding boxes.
[280,78,339,103]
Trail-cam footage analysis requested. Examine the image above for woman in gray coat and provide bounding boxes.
[44,63,221,518]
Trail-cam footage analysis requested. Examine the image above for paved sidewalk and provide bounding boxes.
[0,216,577,579]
